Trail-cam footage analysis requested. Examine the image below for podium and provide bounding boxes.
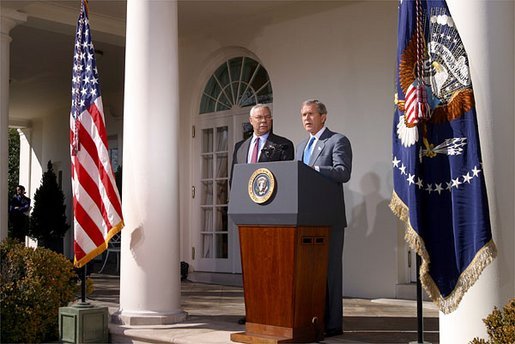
[229,161,344,343]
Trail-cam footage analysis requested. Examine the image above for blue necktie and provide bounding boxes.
[303,136,316,165]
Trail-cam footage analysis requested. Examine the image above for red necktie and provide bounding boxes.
[250,137,260,163]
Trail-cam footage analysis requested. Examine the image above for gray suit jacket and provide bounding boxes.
[296,128,352,226]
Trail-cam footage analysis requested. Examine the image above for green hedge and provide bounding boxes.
[0,239,79,343]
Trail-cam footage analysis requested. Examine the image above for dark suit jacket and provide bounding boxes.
[230,132,294,186]
[296,127,352,226]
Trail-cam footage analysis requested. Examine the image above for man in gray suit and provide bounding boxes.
[296,99,352,337]
[230,104,294,186]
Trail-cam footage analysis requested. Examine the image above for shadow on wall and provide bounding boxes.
[344,171,397,298]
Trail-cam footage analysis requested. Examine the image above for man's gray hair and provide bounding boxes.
[302,99,327,115]
[250,103,272,117]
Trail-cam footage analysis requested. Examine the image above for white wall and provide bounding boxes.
[179,1,400,298]
[22,108,74,256]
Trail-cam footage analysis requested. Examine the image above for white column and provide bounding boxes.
[0,10,27,240]
[116,0,186,325]
[18,128,32,195]
[18,128,35,247]
[440,1,514,343]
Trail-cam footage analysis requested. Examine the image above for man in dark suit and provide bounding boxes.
[296,99,352,337]
[230,103,294,186]
[230,104,294,325]
[8,185,31,242]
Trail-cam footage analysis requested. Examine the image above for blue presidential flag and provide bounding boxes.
[390,0,496,314]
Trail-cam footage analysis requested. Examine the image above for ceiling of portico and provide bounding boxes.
[3,0,352,122]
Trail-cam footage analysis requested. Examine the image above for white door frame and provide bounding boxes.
[191,109,249,273]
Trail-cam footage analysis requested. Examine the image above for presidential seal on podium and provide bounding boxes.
[248,168,275,204]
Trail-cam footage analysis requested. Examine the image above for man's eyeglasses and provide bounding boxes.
[251,115,272,121]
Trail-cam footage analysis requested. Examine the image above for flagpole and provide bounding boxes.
[416,254,424,343]
[79,265,88,305]
[81,266,86,303]
[410,254,430,344]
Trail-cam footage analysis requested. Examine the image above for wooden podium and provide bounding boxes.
[228,161,344,343]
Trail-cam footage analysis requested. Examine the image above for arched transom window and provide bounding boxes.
[199,56,273,114]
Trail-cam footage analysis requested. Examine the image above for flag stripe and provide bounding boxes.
[70,123,120,227]
[73,118,121,223]
[73,160,112,233]
[73,152,112,230]
[74,217,98,256]
[74,197,105,246]
[74,104,123,218]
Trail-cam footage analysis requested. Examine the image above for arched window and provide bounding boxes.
[199,56,273,114]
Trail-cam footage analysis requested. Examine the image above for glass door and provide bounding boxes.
[193,113,248,273]
[200,126,229,262]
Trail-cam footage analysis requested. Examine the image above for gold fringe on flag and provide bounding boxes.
[74,220,125,269]
[389,191,497,314]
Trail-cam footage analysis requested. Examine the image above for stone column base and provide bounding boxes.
[112,310,188,326]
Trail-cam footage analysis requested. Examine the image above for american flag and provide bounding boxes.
[70,0,124,268]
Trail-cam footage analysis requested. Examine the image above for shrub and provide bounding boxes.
[0,239,79,343]
[470,298,515,344]
[29,160,69,252]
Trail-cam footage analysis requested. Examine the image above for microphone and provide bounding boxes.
[262,143,288,160]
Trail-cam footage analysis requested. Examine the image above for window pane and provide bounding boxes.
[216,127,228,152]
[216,93,232,112]
[215,206,228,231]
[202,234,213,258]
[228,57,243,85]
[200,94,216,114]
[214,62,230,86]
[202,208,213,232]
[216,153,228,178]
[201,181,213,205]
[251,66,268,92]
[241,57,258,83]
[199,56,272,114]
[229,58,243,102]
[204,77,221,100]
[202,155,213,179]
[238,82,256,107]
[256,82,273,104]
[215,233,228,258]
[202,128,213,153]
[216,181,228,205]
[215,101,231,112]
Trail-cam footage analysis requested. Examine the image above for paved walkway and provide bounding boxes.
[86,273,439,343]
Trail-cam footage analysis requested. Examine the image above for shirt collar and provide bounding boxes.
[253,132,270,142]
[310,126,327,140]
